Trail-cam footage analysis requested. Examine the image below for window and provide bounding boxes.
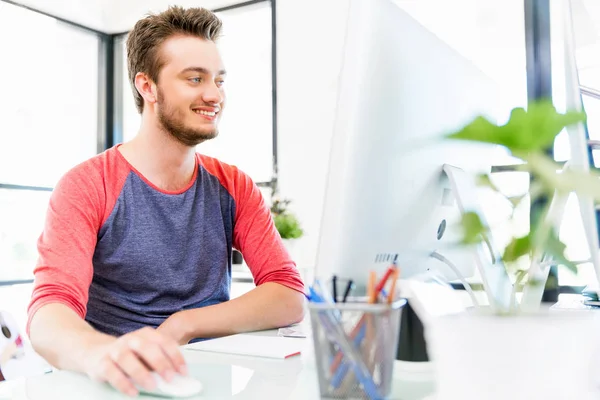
[0,190,52,281]
[0,2,100,280]
[120,2,275,183]
[550,0,600,288]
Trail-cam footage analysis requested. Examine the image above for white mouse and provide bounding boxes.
[137,372,203,398]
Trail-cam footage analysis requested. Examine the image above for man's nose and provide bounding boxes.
[203,81,224,105]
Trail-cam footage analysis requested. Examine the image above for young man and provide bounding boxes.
[27,6,305,397]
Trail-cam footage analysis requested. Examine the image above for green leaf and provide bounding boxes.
[544,230,577,274]
[526,152,600,201]
[446,100,586,154]
[502,234,533,263]
[514,269,529,286]
[460,212,487,244]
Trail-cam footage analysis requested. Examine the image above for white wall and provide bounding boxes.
[276,0,351,269]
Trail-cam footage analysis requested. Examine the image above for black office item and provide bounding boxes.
[332,275,338,303]
[396,301,429,362]
[342,280,354,303]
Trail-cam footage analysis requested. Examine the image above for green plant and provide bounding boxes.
[271,196,304,239]
[273,212,304,239]
[446,100,600,306]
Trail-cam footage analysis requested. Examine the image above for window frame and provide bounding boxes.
[112,0,278,189]
[0,0,277,284]
[0,0,107,283]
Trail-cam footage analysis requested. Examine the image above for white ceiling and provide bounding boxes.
[10,0,600,46]
[10,0,245,33]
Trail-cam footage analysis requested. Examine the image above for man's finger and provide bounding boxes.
[127,338,173,381]
[140,328,188,376]
[110,346,155,391]
[103,358,138,397]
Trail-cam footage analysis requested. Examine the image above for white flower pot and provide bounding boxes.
[425,308,600,400]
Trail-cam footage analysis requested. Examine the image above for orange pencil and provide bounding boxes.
[387,269,399,304]
[368,271,377,304]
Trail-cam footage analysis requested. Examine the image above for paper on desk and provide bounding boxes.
[186,334,303,359]
[277,326,307,338]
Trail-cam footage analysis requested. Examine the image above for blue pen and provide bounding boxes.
[313,280,341,320]
[309,286,380,399]
[331,322,367,389]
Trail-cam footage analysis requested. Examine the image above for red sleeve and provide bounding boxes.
[26,152,126,334]
[199,156,306,295]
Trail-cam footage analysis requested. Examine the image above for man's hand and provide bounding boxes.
[157,311,192,345]
[83,327,187,397]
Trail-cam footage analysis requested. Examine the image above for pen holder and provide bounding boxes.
[308,298,406,399]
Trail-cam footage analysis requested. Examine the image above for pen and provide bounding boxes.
[375,262,397,294]
[332,275,338,303]
[309,285,378,397]
[342,280,353,303]
[330,269,390,374]
[331,322,367,389]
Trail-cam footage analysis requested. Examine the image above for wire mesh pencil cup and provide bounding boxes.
[308,298,406,399]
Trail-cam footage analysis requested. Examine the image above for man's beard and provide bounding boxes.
[156,90,219,147]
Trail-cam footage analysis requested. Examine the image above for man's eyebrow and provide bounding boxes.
[180,67,227,75]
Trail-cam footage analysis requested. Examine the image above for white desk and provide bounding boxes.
[0,324,436,400]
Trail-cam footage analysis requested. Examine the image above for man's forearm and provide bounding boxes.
[29,303,114,373]
[176,282,305,341]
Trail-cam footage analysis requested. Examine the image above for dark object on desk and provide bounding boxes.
[232,250,243,265]
[396,301,429,362]
[541,267,559,303]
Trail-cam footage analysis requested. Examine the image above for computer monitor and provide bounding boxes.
[314,0,514,310]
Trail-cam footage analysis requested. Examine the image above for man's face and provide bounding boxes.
[154,35,226,147]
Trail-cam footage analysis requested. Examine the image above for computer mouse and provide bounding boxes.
[137,372,203,398]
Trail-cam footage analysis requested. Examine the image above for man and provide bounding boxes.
[27,6,305,397]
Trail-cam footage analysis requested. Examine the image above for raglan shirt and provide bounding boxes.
[26,145,305,338]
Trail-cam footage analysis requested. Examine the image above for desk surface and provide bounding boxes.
[0,324,436,400]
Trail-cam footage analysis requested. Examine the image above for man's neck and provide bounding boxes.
[119,117,197,192]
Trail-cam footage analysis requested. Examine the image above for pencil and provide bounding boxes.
[387,269,399,305]
[368,271,377,304]
[365,271,377,375]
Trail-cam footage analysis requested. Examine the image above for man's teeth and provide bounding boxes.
[194,110,216,116]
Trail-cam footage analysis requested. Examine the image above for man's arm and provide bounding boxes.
[30,303,187,397]
[158,282,304,343]
[27,162,186,396]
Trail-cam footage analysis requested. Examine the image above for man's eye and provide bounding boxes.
[216,80,225,87]
[189,77,202,83]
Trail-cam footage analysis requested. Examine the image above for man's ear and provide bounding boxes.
[134,72,157,106]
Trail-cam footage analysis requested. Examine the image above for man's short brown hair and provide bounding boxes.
[126,6,222,113]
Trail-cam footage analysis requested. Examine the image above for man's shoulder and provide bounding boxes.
[58,147,123,189]
[196,153,258,199]
[196,153,248,181]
